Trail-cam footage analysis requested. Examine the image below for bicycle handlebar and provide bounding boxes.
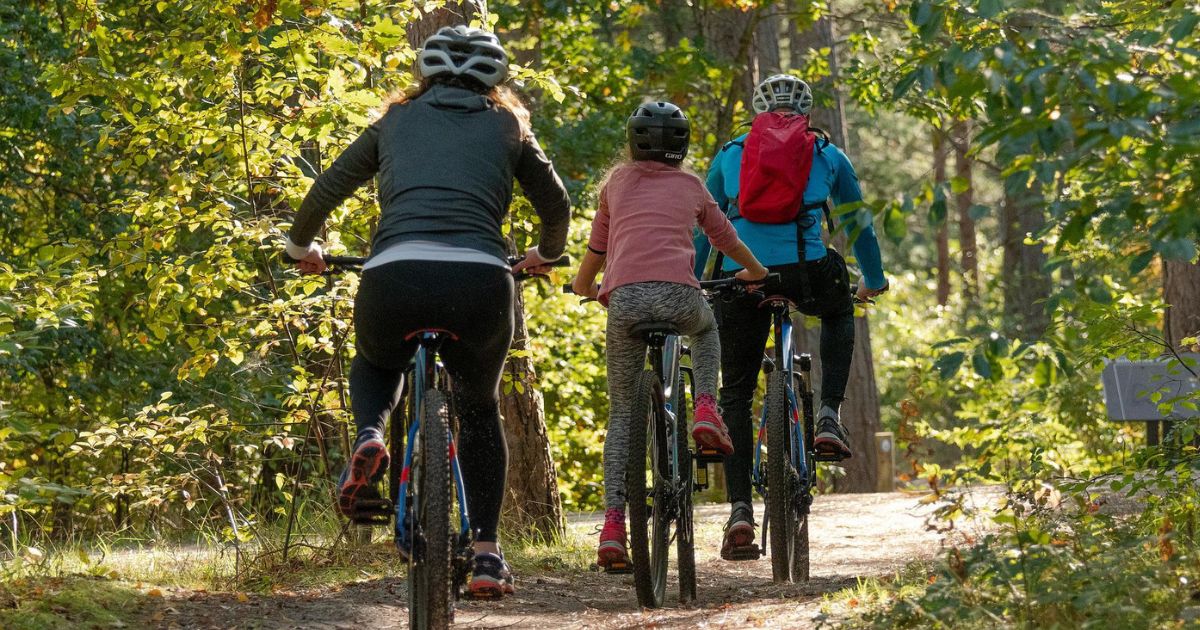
[283,252,570,279]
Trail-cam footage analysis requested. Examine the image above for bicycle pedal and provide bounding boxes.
[723,544,762,562]
[694,447,725,464]
[603,561,633,574]
[349,498,393,524]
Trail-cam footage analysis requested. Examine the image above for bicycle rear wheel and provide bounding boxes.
[671,373,696,604]
[765,371,796,583]
[408,389,453,630]
[627,370,669,608]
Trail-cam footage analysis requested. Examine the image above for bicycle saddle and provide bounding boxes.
[758,294,796,309]
[629,321,679,339]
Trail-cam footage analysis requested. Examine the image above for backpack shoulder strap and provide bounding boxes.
[806,125,832,154]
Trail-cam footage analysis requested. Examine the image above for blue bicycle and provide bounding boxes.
[320,254,565,629]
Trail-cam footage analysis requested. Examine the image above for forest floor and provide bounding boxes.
[125,487,1000,629]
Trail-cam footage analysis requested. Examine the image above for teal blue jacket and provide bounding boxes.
[695,132,887,290]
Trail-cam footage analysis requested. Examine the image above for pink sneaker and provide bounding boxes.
[692,394,734,455]
[597,508,629,569]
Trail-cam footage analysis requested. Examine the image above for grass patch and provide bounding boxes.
[0,576,146,630]
[835,467,1200,628]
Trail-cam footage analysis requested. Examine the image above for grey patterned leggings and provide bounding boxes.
[604,281,720,510]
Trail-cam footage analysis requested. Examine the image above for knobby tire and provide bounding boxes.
[765,371,796,583]
[409,389,453,630]
[627,371,668,608]
[672,373,696,604]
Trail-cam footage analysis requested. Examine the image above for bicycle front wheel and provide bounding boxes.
[408,389,453,630]
[627,370,669,608]
[765,371,796,583]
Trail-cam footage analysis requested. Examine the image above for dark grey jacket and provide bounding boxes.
[290,85,571,261]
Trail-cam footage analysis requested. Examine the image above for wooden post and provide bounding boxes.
[874,432,895,493]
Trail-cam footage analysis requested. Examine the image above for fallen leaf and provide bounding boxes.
[237,592,250,603]
[147,588,163,598]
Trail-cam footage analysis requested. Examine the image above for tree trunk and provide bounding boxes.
[934,128,950,306]
[658,0,689,48]
[954,121,978,301]
[406,1,476,50]
[792,15,881,494]
[755,7,782,80]
[407,0,564,539]
[710,6,758,143]
[1164,257,1200,351]
[498,289,564,538]
[1000,174,1050,339]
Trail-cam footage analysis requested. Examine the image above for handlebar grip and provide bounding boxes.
[508,254,572,268]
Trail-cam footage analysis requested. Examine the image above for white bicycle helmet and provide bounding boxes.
[417,25,509,88]
[752,74,813,115]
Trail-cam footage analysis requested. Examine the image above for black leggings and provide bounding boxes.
[714,252,855,505]
[351,260,514,543]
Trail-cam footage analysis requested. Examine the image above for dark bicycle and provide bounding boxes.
[314,253,566,629]
[565,275,776,608]
[700,282,876,583]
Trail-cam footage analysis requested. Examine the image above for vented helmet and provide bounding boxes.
[626,101,690,164]
[752,74,813,114]
[418,25,509,88]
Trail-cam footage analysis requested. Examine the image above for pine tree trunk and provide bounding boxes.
[407,0,564,539]
[1000,174,1050,339]
[755,8,782,80]
[498,289,564,538]
[934,128,950,306]
[1164,257,1200,351]
[954,122,978,301]
[711,7,758,143]
[793,15,881,494]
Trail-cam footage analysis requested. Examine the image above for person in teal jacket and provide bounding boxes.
[695,74,889,560]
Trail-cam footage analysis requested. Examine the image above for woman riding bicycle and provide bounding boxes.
[696,74,888,560]
[285,25,571,598]
[570,101,767,569]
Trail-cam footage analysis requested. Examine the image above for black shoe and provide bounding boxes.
[720,501,758,561]
[814,415,852,460]
[468,552,515,599]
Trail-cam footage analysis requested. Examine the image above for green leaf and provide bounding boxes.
[949,176,971,194]
[978,0,1002,19]
[972,348,993,379]
[935,351,966,379]
[968,204,990,220]
[893,70,920,100]
[1171,13,1200,42]
[883,205,907,243]
[1128,250,1155,275]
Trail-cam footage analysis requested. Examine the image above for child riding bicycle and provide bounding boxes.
[569,101,768,569]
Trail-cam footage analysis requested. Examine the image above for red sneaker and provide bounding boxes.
[597,508,629,569]
[337,432,388,517]
[692,394,734,455]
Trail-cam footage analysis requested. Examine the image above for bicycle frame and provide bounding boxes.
[394,333,472,554]
[752,304,815,507]
[656,334,686,484]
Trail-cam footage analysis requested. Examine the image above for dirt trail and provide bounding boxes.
[147,489,999,629]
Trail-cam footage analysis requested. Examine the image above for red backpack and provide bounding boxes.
[736,112,825,224]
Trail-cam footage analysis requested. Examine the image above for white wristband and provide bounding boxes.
[285,236,319,260]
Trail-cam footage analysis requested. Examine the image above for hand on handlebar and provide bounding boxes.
[570,276,600,300]
[733,264,770,290]
[286,240,326,275]
[511,247,556,276]
[856,280,889,302]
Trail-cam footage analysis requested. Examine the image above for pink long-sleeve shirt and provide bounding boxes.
[588,161,741,306]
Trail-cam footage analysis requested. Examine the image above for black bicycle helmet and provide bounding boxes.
[626,101,690,164]
[418,25,509,89]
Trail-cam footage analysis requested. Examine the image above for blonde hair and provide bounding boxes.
[384,77,532,138]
